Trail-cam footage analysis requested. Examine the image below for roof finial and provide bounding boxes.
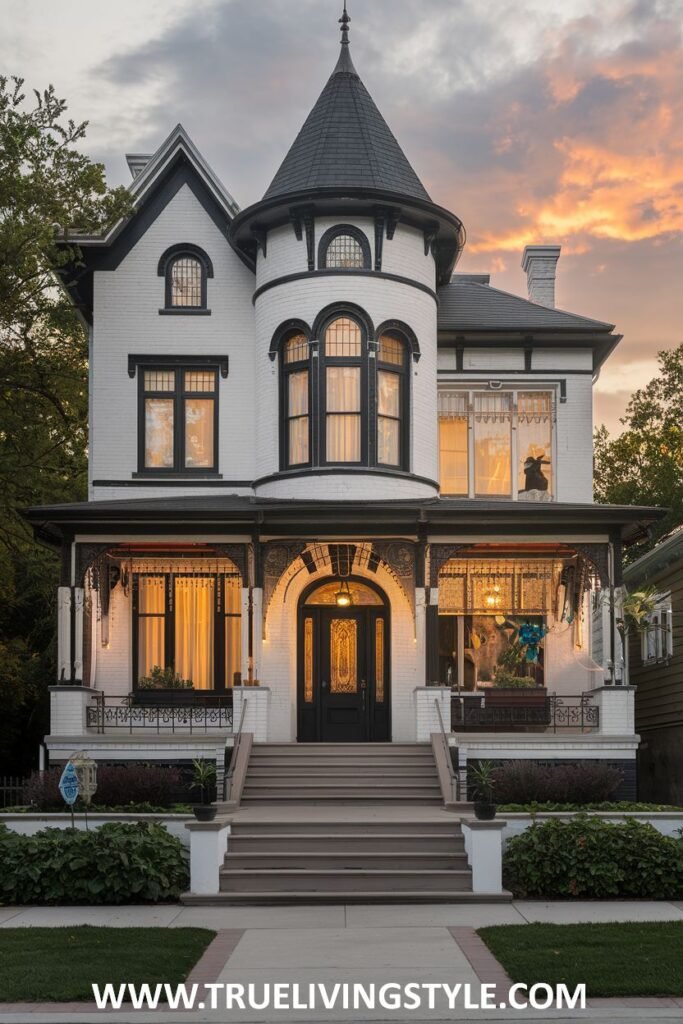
[339,1,350,46]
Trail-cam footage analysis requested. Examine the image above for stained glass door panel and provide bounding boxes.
[319,609,365,741]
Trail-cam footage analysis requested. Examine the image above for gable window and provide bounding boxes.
[318,225,371,270]
[377,333,407,467]
[158,244,213,313]
[282,332,310,466]
[134,572,241,691]
[438,388,554,499]
[141,365,217,473]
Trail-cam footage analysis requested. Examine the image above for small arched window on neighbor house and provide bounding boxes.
[158,244,213,313]
[319,226,371,270]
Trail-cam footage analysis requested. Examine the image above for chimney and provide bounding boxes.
[521,245,561,307]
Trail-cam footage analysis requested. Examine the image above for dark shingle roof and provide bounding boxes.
[438,278,614,333]
[263,42,430,202]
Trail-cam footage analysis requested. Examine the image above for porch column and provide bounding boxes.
[57,587,71,682]
[415,588,427,684]
[425,588,439,685]
[73,588,84,682]
[240,587,250,683]
[251,588,264,681]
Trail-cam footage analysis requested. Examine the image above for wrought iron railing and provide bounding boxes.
[87,694,234,734]
[451,693,599,733]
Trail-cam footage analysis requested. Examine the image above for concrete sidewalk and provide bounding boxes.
[1,902,682,1023]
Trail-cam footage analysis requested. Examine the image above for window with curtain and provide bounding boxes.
[133,573,241,690]
[141,366,217,473]
[439,388,554,499]
[282,333,310,466]
[377,333,406,467]
[324,317,363,463]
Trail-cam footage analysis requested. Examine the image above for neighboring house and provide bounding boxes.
[25,11,662,801]
[624,531,683,804]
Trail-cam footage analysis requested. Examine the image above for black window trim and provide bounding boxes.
[279,326,313,471]
[135,359,221,476]
[376,330,410,471]
[317,224,371,271]
[157,243,214,313]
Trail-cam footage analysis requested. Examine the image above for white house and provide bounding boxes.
[26,10,661,811]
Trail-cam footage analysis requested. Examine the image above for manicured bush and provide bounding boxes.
[492,761,622,805]
[24,764,186,810]
[504,817,683,899]
[498,801,683,812]
[0,822,188,904]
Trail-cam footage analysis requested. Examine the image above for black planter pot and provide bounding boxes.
[193,804,217,822]
[473,801,497,821]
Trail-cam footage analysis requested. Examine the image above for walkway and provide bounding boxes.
[1,902,682,1023]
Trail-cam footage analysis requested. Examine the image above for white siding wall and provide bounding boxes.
[90,185,256,501]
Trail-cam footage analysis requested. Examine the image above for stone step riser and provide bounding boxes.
[219,871,473,893]
[227,821,466,836]
[229,836,464,853]
[241,791,442,802]
[248,764,437,775]
[184,891,511,906]
[224,853,469,870]
[243,778,440,789]
[252,744,430,753]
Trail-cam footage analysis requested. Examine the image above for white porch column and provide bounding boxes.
[57,587,71,682]
[73,588,84,682]
[49,685,94,735]
[185,817,231,896]
[232,685,270,742]
[251,587,264,681]
[461,819,506,895]
[240,587,250,684]
[589,685,635,735]
[414,686,451,743]
[415,588,426,682]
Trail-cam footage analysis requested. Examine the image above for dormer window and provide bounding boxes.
[318,225,371,270]
[158,244,213,314]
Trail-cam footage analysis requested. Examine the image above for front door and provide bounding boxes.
[297,582,390,742]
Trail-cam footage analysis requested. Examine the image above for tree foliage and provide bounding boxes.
[594,344,683,557]
[0,77,131,773]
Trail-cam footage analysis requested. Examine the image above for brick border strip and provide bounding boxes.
[0,928,244,1014]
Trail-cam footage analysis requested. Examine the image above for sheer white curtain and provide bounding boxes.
[473,393,512,496]
[174,578,214,689]
[326,366,360,461]
[288,370,309,464]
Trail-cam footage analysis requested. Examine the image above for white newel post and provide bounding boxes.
[232,686,270,742]
[57,586,71,682]
[414,686,451,743]
[186,817,231,896]
[461,819,506,895]
[589,685,635,735]
[48,686,95,735]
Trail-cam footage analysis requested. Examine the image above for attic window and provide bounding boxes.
[158,244,213,315]
[318,225,371,271]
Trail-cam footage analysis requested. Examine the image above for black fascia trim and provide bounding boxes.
[268,319,312,362]
[253,269,438,305]
[375,319,421,363]
[317,224,371,270]
[131,471,224,480]
[93,479,251,488]
[159,308,212,316]
[128,354,229,379]
[253,466,439,490]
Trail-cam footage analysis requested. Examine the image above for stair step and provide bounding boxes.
[243,778,439,789]
[220,869,473,893]
[224,852,468,870]
[241,792,443,803]
[248,763,437,774]
[184,890,512,905]
[230,833,464,853]
[227,820,468,835]
[251,745,431,756]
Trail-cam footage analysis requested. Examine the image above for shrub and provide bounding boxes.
[504,817,683,899]
[492,761,622,805]
[24,764,186,810]
[0,822,188,904]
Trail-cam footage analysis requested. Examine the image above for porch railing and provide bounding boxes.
[87,694,234,735]
[0,775,28,808]
[451,693,599,733]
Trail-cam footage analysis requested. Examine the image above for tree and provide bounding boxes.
[0,77,131,773]
[594,344,683,557]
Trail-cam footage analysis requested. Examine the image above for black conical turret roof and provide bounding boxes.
[263,10,430,203]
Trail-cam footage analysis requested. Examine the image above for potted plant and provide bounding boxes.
[190,758,217,821]
[470,760,497,820]
[134,666,194,705]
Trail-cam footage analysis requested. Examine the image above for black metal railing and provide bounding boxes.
[87,694,234,734]
[451,693,599,733]
[0,775,28,807]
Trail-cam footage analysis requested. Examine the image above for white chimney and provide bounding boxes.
[521,245,561,307]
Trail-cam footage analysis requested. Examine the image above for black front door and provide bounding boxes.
[297,602,390,742]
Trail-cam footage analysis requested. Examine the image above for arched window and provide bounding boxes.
[376,332,407,468]
[158,244,213,312]
[318,226,371,270]
[322,316,366,464]
[282,332,311,467]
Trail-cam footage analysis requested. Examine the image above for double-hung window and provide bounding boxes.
[323,317,364,464]
[282,333,310,466]
[141,366,218,473]
[377,333,406,467]
[641,598,673,665]
[438,388,554,499]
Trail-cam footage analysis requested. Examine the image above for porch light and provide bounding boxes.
[335,580,353,607]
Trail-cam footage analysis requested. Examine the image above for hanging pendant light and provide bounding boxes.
[335,579,353,607]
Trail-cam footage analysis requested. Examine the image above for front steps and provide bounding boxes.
[240,742,443,804]
[180,741,508,905]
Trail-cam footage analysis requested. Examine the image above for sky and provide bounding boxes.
[3,0,682,435]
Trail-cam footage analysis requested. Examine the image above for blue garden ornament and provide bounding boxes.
[58,762,80,806]
[517,621,548,663]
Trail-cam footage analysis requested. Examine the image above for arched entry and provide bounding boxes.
[297,576,390,742]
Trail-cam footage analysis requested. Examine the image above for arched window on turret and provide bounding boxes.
[282,331,311,467]
[321,315,366,464]
[318,225,371,270]
[376,331,408,469]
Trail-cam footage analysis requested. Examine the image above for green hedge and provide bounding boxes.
[499,801,683,813]
[0,822,188,905]
[504,817,683,899]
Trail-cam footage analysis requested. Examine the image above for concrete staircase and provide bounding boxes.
[180,742,507,905]
[241,742,443,804]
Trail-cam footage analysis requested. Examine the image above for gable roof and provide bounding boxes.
[263,37,430,203]
[438,277,614,333]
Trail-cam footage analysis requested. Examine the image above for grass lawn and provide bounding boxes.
[0,926,215,1002]
[478,921,683,997]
